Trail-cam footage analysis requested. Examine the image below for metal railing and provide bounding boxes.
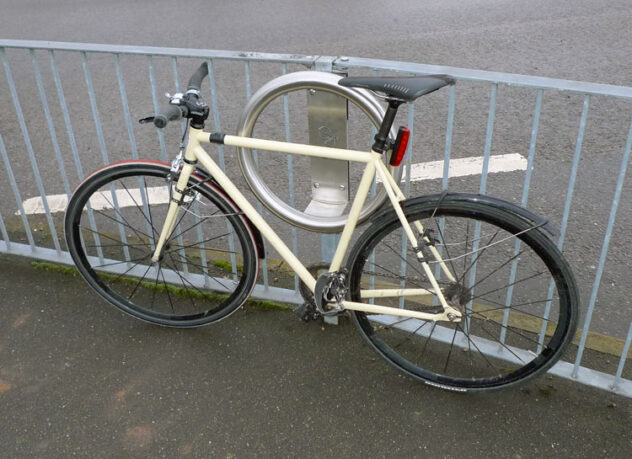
[0,39,631,397]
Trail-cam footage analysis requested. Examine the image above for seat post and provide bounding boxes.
[372,99,403,153]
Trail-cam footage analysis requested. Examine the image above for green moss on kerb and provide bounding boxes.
[30,261,291,311]
[213,260,244,274]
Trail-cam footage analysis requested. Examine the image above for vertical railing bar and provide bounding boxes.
[442,84,456,190]
[435,85,455,307]
[49,50,84,180]
[0,133,35,247]
[191,198,209,287]
[1,48,61,252]
[463,84,497,334]
[171,57,187,136]
[499,89,543,344]
[147,55,168,161]
[147,55,188,273]
[82,51,130,263]
[30,49,72,197]
[537,95,590,350]
[282,63,299,292]
[479,83,497,194]
[613,321,632,390]
[558,95,589,248]
[403,104,415,197]
[205,59,225,169]
[369,67,380,198]
[244,61,269,289]
[0,206,9,248]
[367,66,380,305]
[114,54,139,159]
[573,115,632,375]
[81,52,110,164]
[114,54,156,253]
[49,51,103,260]
[205,58,237,280]
[171,56,181,91]
[171,57,206,282]
[521,89,543,207]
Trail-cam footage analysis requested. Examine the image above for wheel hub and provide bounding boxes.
[443,282,472,312]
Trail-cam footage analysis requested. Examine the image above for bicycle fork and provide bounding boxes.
[151,150,197,263]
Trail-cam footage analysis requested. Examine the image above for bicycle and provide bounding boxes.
[64,62,579,392]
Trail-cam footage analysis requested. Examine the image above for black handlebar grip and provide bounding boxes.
[153,104,184,128]
[187,62,209,92]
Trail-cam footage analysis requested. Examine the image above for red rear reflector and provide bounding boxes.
[390,126,410,167]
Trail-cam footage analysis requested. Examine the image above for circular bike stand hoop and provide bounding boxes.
[236,71,401,232]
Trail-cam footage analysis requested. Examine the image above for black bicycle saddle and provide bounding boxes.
[339,75,454,101]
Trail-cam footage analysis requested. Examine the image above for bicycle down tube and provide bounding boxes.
[150,128,463,323]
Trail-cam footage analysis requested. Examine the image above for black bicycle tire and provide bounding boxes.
[346,196,579,392]
[64,161,259,327]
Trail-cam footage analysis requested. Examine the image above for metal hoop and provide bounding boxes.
[236,71,401,232]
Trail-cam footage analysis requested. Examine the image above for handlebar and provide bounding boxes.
[153,103,185,128]
[187,62,209,92]
[150,63,210,129]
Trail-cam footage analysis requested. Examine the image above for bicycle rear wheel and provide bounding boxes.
[65,161,259,327]
[346,195,579,392]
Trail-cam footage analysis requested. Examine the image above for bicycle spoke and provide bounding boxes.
[107,254,150,285]
[443,326,459,373]
[166,255,226,303]
[455,322,500,374]
[170,232,232,251]
[467,310,543,347]
[168,251,232,292]
[471,270,547,300]
[393,319,431,350]
[168,215,212,241]
[420,322,438,360]
[381,240,429,284]
[457,228,500,286]
[470,298,559,320]
[93,253,152,269]
[369,260,433,291]
[165,196,197,242]
[120,180,158,238]
[430,214,459,280]
[476,322,526,364]
[467,248,526,292]
[166,252,199,312]
[79,225,146,247]
[159,265,176,314]
[127,263,154,300]
[85,242,150,249]
[95,193,153,243]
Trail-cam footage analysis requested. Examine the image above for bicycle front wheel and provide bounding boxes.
[65,161,259,327]
[346,195,578,392]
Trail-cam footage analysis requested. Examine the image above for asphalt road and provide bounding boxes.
[1,253,631,457]
[1,1,632,338]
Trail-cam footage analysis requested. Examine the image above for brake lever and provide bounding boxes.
[138,116,155,124]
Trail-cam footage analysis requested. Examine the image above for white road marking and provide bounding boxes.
[19,153,527,215]
[18,186,171,215]
[379,153,528,183]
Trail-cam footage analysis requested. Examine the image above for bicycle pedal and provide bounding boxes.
[294,303,321,322]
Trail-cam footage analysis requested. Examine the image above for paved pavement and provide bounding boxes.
[1,253,631,457]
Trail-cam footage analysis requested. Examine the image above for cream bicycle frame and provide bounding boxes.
[152,127,462,323]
